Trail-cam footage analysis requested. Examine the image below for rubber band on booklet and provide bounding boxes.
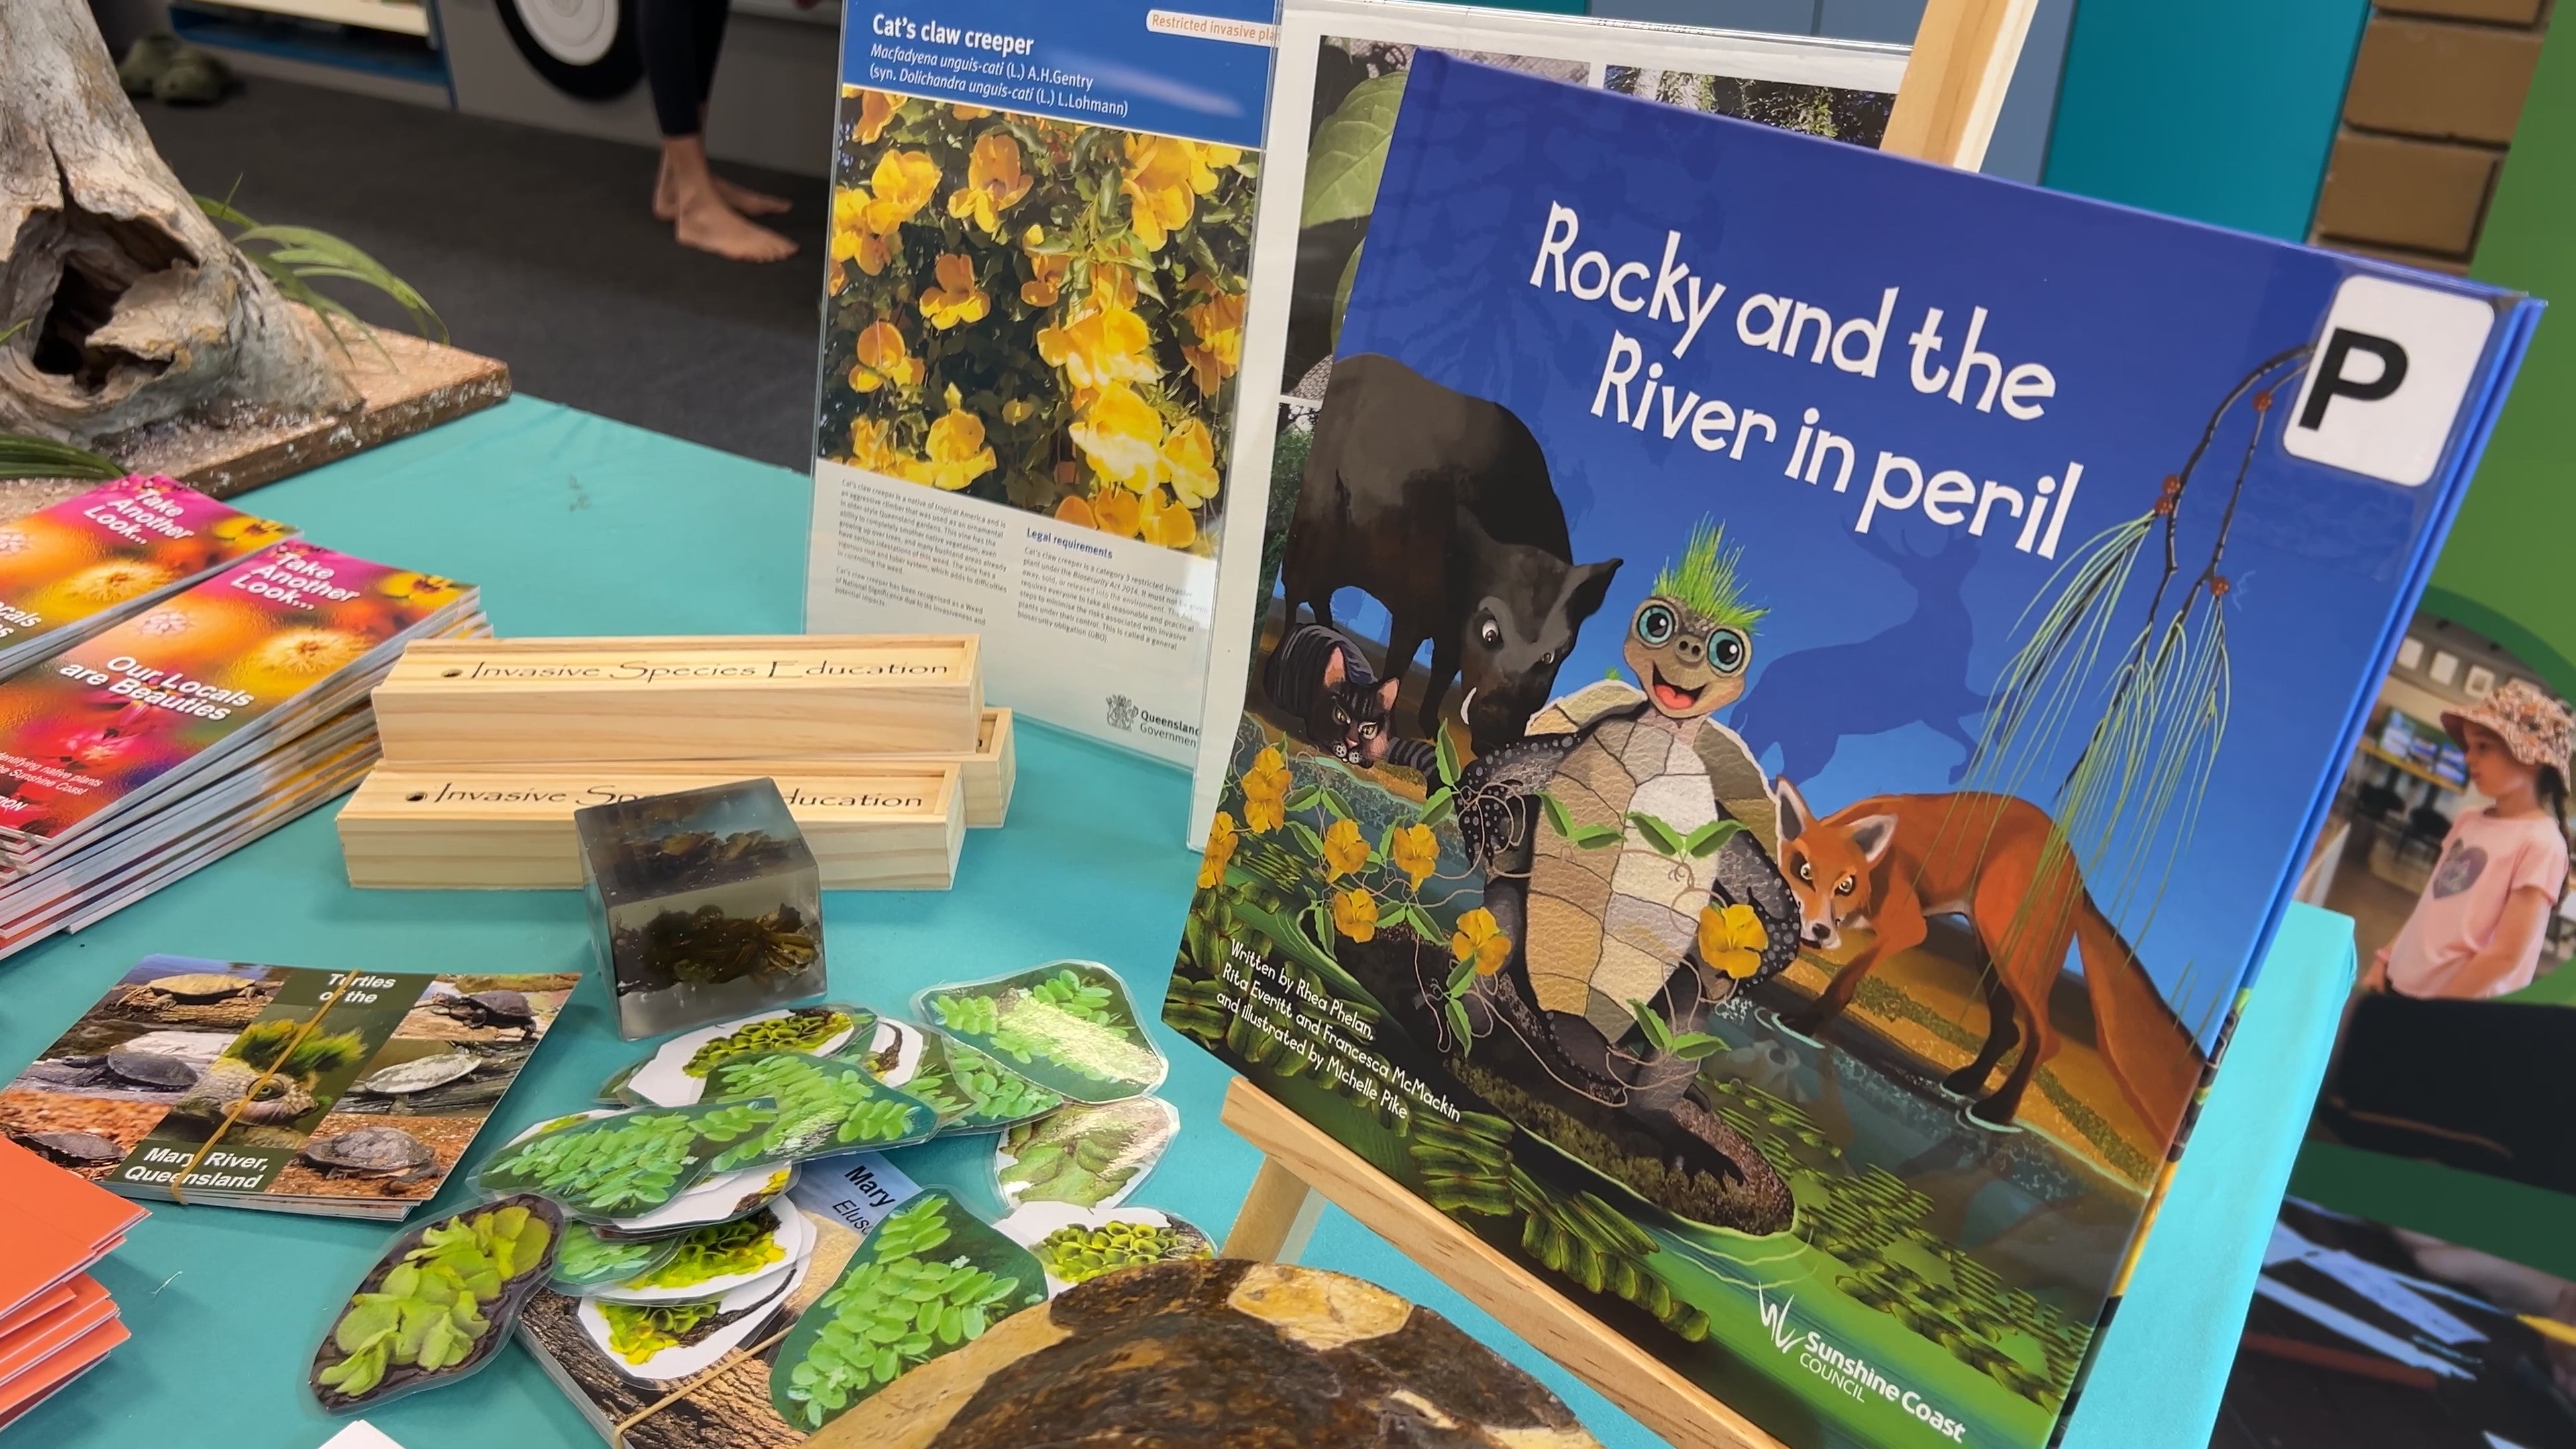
[608,1324,794,1448]
[167,971,360,1205]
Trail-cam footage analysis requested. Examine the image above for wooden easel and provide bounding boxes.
[1220,1079,1787,1449]
[1218,7,2036,1444]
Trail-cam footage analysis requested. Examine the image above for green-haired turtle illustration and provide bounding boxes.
[163,1018,371,1148]
[1451,521,1800,1232]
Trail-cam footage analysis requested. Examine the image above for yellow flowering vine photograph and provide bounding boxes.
[814,87,1255,556]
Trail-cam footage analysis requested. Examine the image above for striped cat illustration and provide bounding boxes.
[1262,624,1440,774]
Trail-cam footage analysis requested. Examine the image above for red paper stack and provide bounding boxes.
[0,1138,144,1430]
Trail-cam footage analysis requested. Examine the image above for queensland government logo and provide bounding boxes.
[1106,694,1139,731]
[1755,1289,1968,1444]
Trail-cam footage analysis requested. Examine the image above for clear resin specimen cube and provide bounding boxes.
[576,778,826,1039]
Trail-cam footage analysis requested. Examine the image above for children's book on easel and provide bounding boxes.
[1163,44,2538,1449]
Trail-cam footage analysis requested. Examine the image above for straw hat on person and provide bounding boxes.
[2440,678,2574,777]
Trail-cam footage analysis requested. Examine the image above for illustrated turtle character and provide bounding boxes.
[298,1126,437,1184]
[117,972,261,1011]
[1448,522,1801,1231]
[433,989,541,1039]
[162,1019,371,1148]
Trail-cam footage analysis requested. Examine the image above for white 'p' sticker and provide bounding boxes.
[2284,274,2497,487]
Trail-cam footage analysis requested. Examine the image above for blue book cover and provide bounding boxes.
[1165,51,2538,1449]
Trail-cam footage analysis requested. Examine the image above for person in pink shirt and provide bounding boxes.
[2366,679,2573,1000]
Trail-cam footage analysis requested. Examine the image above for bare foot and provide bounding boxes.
[673,193,798,262]
[714,175,790,216]
[653,156,790,219]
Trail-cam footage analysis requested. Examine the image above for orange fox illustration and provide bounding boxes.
[1769,781,2206,1146]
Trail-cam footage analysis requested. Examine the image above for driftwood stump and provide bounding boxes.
[0,0,358,445]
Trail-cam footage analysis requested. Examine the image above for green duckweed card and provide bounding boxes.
[903,1028,1064,1132]
[994,1095,1179,1211]
[767,1189,1046,1432]
[698,1052,941,1171]
[550,1221,681,1290]
[471,1098,777,1224]
[611,1004,878,1108]
[914,962,1166,1105]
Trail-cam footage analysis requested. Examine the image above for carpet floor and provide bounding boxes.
[139,76,829,470]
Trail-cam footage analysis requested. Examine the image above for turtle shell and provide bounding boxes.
[352,1051,480,1095]
[301,1127,434,1174]
[461,989,534,1021]
[13,1131,125,1166]
[103,1049,200,1089]
[804,1259,1601,1449]
[147,973,259,1003]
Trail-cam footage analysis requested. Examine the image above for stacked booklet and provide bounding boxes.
[0,477,294,678]
[1,955,571,1220]
[0,533,484,959]
[0,1136,144,1428]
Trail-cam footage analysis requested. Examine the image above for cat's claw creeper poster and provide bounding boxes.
[806,0,1271,762]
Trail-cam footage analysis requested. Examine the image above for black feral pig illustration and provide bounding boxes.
[1280,353,1621,751]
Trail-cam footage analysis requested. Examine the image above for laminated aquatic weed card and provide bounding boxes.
[473,1099,777,1223]
[904,1028,1063,1132]
[1165,52,2537,1449]
[998,1201,1215,1293]
[767,1189,1046,1430]
[994,1095,1178,1210]
[610,1004,877,1108]
[587,1203,811,1304]
[551,1221,680,1291]
[309,1194,560,1411]
[698,1052,941,1170]
[916,962,1165,1104]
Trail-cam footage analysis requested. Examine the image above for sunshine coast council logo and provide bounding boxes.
[1755,1288,1969,1444]
[1106,694,1139,731]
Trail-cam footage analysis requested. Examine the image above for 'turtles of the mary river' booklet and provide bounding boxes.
[1167,51,2537,1449]
[3,955,568,1219]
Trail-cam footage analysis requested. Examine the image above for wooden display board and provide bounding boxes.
[1883,0,2043,168]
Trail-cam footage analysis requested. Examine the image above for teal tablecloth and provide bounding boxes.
[0,398,2352,1449]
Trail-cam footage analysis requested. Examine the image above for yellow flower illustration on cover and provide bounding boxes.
[919,254,989,330]
[847,322,922,393]
[1240,748,1291,833]
[1331,887,1378,943]
[1067,383,1167,494]
[1036,304,1156,396]
[1197,811,1238,890]
[1320,818,1368,881]
[1390,824,1438,888]
[820,99,1250,553]
[854,89,902,144]
[899,387,996,491]
[1120,136,1240,252]
[1139,490,1196,550]
[1696,902,1770,979]
[948,133,1032,237]
[1161,418,1220,508]
[1452,908,1512,976]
